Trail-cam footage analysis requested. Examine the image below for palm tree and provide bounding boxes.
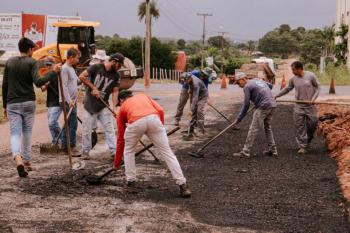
[247,40,256,55]
[138,0,160,38]
[322,24,335,57]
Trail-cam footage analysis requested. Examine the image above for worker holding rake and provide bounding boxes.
[232,72,278,158]
[114,90,191,198]
[275,61,320,155]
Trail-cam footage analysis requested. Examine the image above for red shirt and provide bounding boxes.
[114,93,164,168]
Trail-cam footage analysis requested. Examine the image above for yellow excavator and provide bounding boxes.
[34,20,143,89]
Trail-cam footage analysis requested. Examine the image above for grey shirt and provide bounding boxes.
[276,71,320,107]
[189,75,208,112]
[237,78,277,122]
[60,63,78,104]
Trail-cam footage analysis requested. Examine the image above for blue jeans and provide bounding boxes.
[47,106,62,143]
[61,103,77,148]
[7,101,36,162]
[82,108,116,154]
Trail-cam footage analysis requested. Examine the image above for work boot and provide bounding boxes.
[233,151,250,158]
[23,161,33,172]
[125,181,139,194]
[179,183,191,198]
[263,150,278,157]
[297,148,306,155]
[14,155,28,178]
[82,151,91,160]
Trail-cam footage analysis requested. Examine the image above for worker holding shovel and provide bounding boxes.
[79,53,124,160]
[275,61,321,155]
[232,72,278,158]
[2,38,61,177]
[114,90,191,197]
[60,48,81,156]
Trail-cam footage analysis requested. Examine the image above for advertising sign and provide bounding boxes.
[0,13,21,51]
[45,15,81,45]
[22,13,46,49]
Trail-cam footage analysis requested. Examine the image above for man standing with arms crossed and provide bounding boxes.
[275,61,320,155]
[2,38,61,177]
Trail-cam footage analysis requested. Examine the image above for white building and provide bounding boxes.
[336,0,350,67]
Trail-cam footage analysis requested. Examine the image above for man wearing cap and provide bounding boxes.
[275,61,320,155]
[174,70,200,126]
[182,72,208,139]
[232,72,278,158]
[79,53,124,160]
[115,90,191,198]
[2,37,61,177]
[40,56,62,144]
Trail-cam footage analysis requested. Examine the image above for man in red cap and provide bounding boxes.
[114,90,191,198]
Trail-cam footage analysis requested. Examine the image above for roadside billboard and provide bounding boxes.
[22,13,45,49]
[0,13,21,51]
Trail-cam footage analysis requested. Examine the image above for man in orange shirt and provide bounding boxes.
[114,90,191,198]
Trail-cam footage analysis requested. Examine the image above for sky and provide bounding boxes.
[1,0,335,42]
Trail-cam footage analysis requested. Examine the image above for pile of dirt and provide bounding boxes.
[318,104,350,204]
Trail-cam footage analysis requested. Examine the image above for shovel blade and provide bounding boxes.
[188,152,204,158]
[86,175,102,185]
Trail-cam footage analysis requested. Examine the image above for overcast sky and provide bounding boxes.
[2,0,335,41]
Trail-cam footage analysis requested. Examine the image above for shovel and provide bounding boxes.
[188,108,255,158]
[86,168,115,185]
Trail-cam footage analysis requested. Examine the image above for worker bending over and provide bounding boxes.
[114,90,191,198]
[275,61,320,155]
[233,72,278,158]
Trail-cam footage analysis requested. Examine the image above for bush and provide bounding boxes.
[315,63,350,85]
[225,57,249,75]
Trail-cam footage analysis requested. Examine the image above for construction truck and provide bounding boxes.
[33,20,143,89]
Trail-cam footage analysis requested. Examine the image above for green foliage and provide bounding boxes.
[138,0,160,22]
[317,63,350,85]
[300,29,325,65]
[224,57,249,75]
[177,39,186,50]
[207,36,229,48]
[96,36,175,69]
[334,23,348,66]
[187,54,202,70]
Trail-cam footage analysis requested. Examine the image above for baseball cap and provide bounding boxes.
[110,53,125,65]
[181,72,192,81]
[234,72,247,84]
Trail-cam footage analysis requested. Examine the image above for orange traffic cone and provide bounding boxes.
[220,74,227,89]
[280,75,286,90]
[329,78,336,94]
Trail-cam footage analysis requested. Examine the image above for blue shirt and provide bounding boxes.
[237,78,276,122]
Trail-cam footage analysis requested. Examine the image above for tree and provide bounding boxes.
[279,24,291,34]
[208,36,229,48]
[322,24,335,57]
[138,0,160,38]
[334,23,348,65]
[177,39,186,50]
[300,29,325,65]
[247,40,256,54]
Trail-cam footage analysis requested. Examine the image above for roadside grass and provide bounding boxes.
[307,63,350,85]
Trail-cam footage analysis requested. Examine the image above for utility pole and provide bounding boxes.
[197,13,213,69]
[218,31,228,73]
[144,0,151,87]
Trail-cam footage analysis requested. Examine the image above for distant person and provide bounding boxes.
[79,53,124,160]
[232,73,278,158]
[182,72,208,139]
[40,57,62,144]
[114,90,191,198]
[60,48,81,156]
[2,37,61,177]
[174,70,200,126]
[275,61,320,155]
